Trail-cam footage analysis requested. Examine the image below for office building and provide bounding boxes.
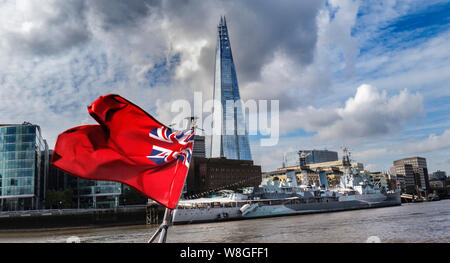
[390,163,415,193]
[0,123,48,211]
[263,167,325,188]
[48,150,77,192]
[210,17,252,161]
[266,159,362,189]
[76,180,122,209]
[431,170,447,180]
[393,157,430,192]
[283,150,339,167]
[48,150,122,209]
[185,157,261,196]
[429,170,449,197]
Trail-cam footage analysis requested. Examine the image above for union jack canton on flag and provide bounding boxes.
[147,127,194,167]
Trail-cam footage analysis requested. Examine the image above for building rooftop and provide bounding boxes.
[393,156,426,161]
[0,122,35,127]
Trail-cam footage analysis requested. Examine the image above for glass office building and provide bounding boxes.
[77,180,122,209]
[0,123,48,211]
[48,150,122,209]
[283,150,339,168]
[210,17,252,160]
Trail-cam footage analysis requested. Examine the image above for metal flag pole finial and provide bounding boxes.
[185,116,198,130]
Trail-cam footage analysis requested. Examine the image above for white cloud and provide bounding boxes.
[403,129,450,154]
[352,148,389,160]
[241,51,331,109]
[362,31,450,98]
[280,84,424,140]
[320,0,360,77]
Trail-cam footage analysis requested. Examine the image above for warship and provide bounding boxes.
[172,149,401,224]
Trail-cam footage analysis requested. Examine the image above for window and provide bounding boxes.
[5,135,16,143]
[25,126,36,134]
[22,134,35,142]
[4,144,16,151]
[6,127,17,134]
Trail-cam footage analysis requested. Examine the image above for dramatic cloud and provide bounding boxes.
[241,52,332,110]
[0,0,326,148]
[280,84,425,140]
[0,0,449,174]
[0,0,90,56]
[319,0,360,77]
[240,0,360,110]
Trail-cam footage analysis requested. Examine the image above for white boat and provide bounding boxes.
[172,190,249,224]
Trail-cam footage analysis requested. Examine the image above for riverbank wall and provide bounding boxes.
[0,206,148,230]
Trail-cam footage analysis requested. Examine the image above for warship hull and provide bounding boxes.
[172,192,401,224]
[243,192,400,219]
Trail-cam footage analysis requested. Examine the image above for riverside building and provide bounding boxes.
[282,150,339,167]
[185,157,261,197]
[0,123,49,211]
[48,150,122,209]
[392,157,430,193]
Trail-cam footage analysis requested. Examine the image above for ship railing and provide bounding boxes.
[176,196,322,210]
[176,200,253,209]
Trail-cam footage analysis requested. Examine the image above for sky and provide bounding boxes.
[0,0,449,173]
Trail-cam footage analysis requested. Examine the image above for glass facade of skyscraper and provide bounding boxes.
[0,123,48,211]
[211,17,252,161]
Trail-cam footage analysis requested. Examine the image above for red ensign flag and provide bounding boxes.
[51,94,194,209]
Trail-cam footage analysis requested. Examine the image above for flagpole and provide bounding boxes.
[158,208,172,243]
[148,116,196,243]
[147,207,172,243]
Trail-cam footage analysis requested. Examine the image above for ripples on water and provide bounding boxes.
[1,199,449,243]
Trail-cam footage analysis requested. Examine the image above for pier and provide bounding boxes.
[146,201,166,225]
[401,194,424,203]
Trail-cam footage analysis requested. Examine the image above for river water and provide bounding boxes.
[1,199,449,243]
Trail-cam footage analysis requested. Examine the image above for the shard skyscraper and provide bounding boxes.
[210,17,252,161]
